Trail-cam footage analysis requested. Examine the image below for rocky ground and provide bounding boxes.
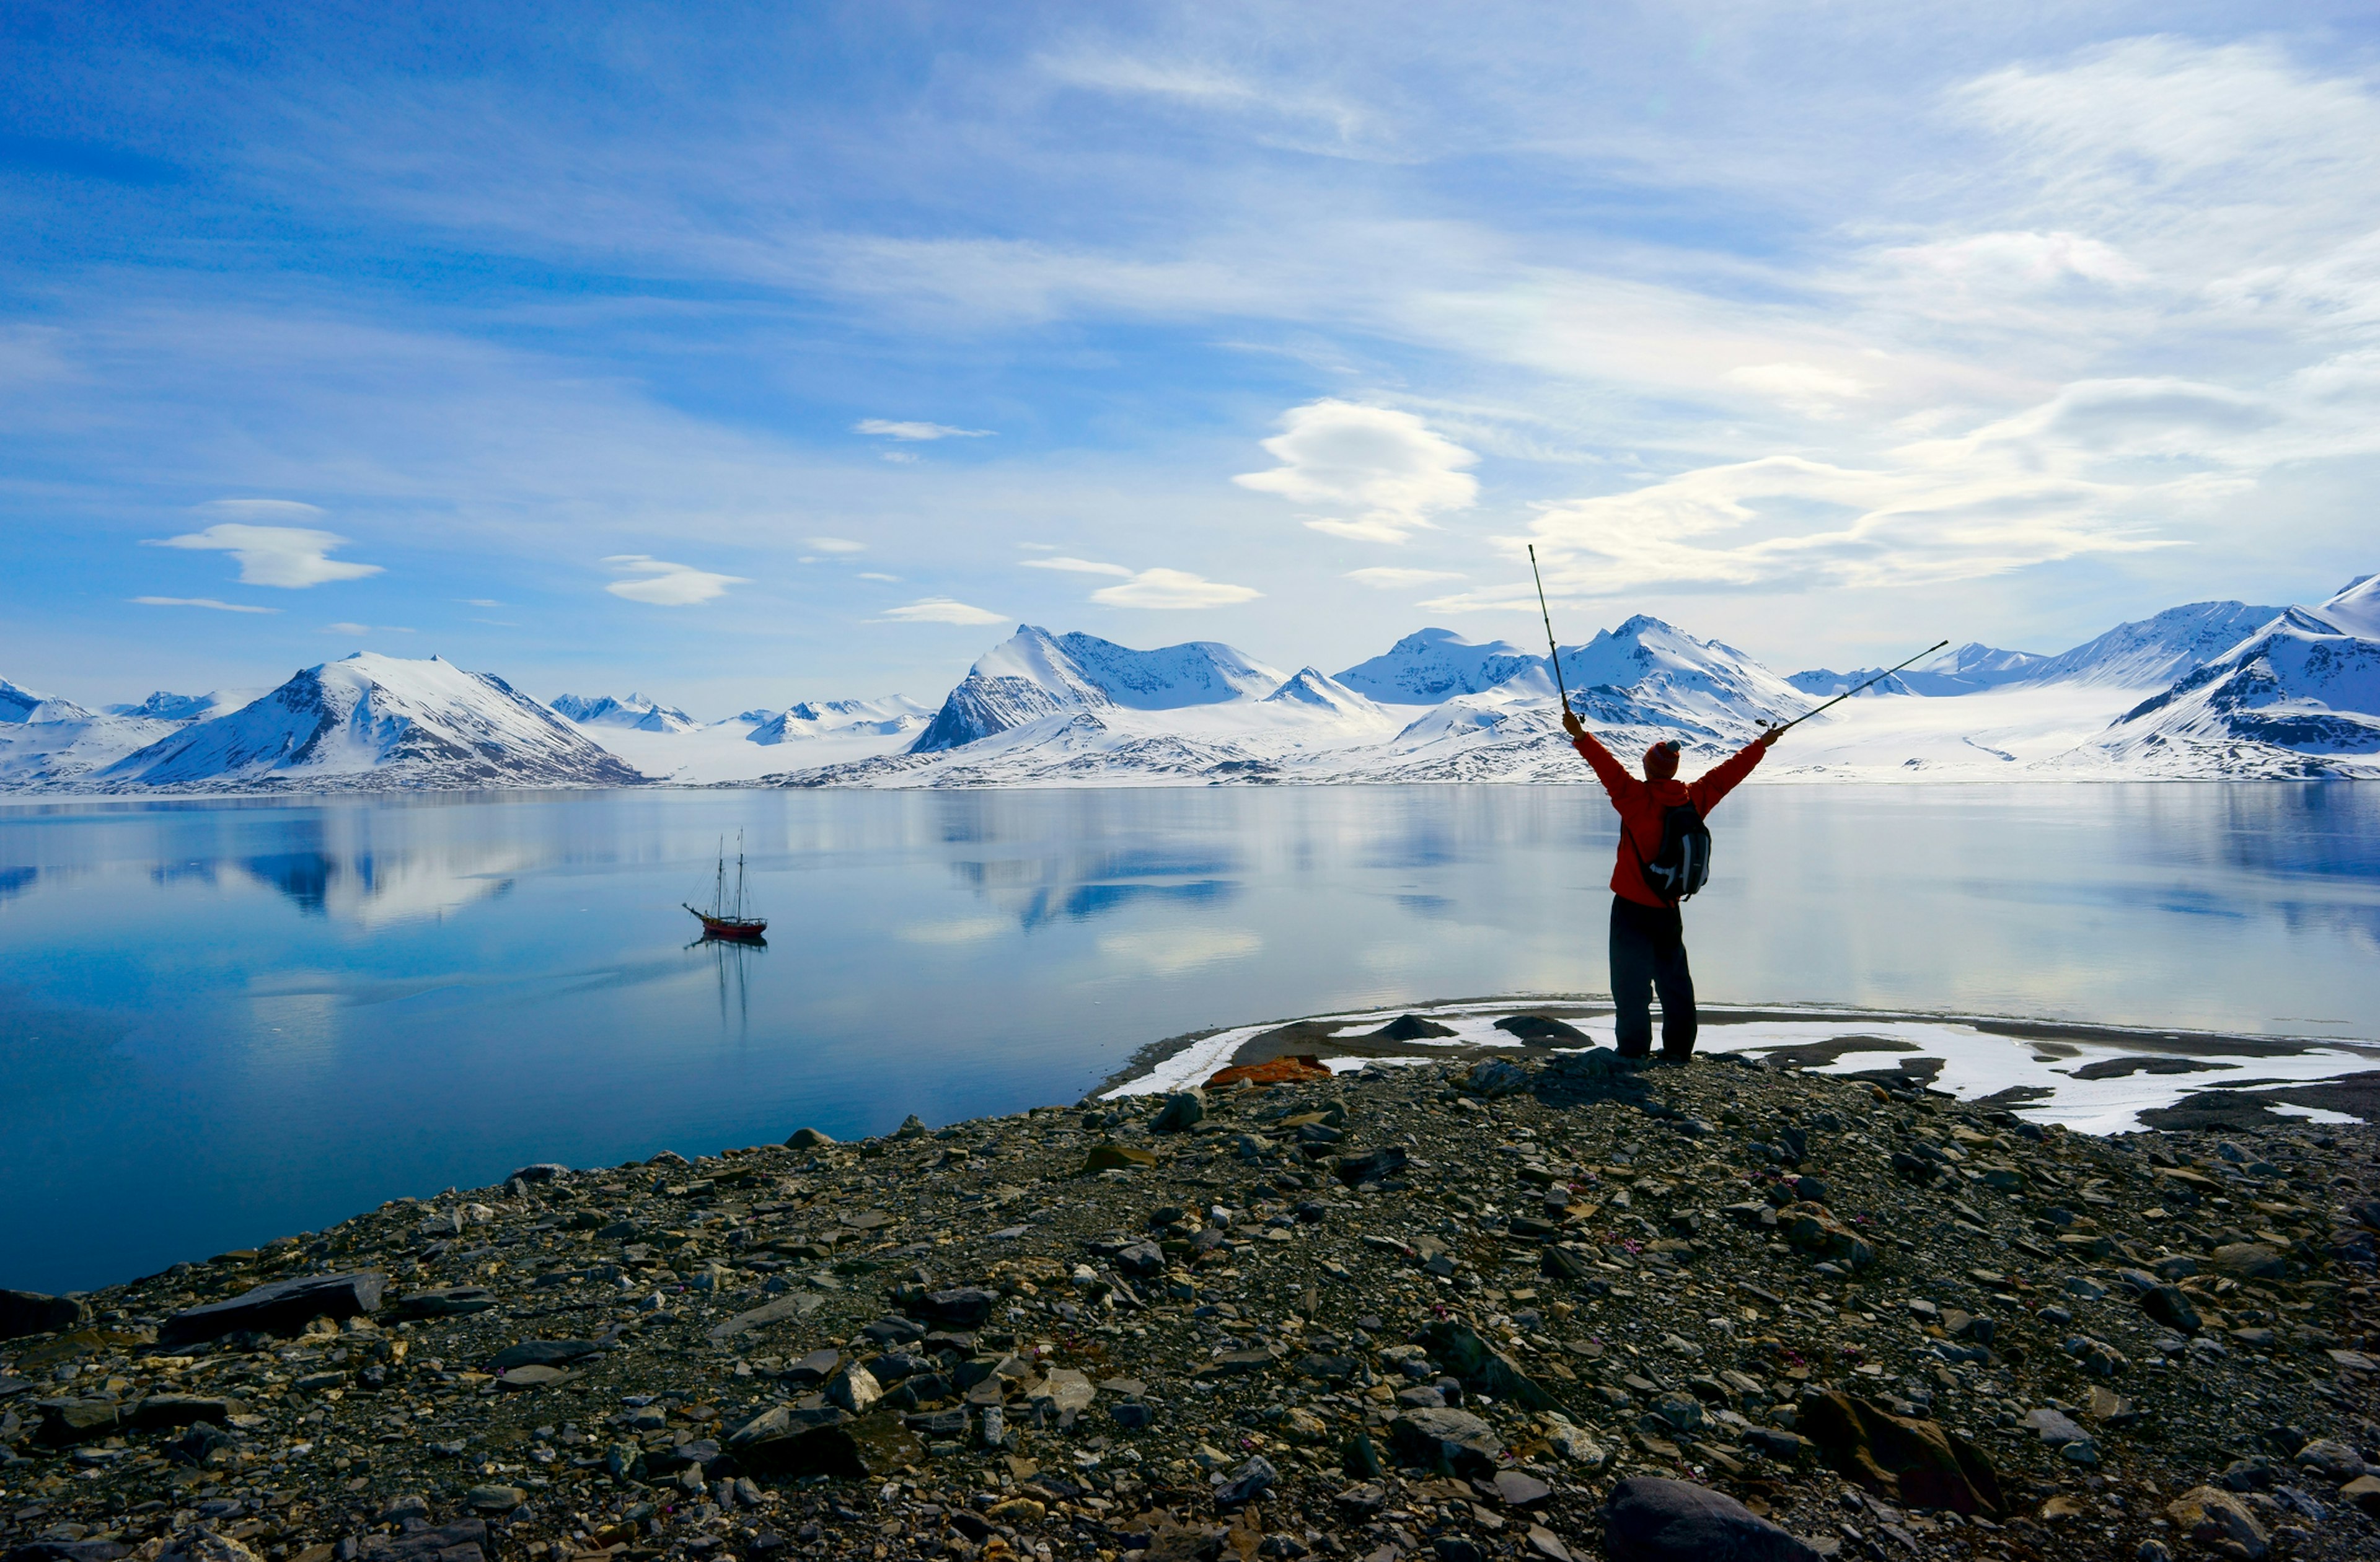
[5,1034,2379,1562]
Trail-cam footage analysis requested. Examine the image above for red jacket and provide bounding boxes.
[1571,731,1767,906]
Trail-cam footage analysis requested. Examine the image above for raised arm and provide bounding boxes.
[1686,728,1776,814]
[1560,710,1636,805]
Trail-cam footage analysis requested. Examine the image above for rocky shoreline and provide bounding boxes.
[5,1037,2378,1562]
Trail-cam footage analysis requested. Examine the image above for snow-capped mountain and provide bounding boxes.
[1791,602,2283,699]
[0,680,260,789]
[747,696,931,745]
[2,678,90,724]
[551,692,699,734]
[100,653,646,791]
[2069,578,2380,778]
[102,690,257,722]
[910,626,1287,752]
[1259,667,1385,721]
[1331,628,1544,704]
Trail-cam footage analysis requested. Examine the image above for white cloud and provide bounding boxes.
[132,596,277,613]
[1724,362,1875,417]
[806,536,866,552]
[148,517,382,587]
[323,622,414,634]
[857,571,899,582]
[1089,568,1261,609]
[1095,925,1261,975]
[602,555,747,605]
[855,418,992,441]
[1022,555,1134,577]
[459,598,503,607]
[883,597,1007,625]
[1233,400,1478,542]
[1346,567,1464,589]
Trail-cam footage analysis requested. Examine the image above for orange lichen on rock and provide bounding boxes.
[1207,1054,1333,1088]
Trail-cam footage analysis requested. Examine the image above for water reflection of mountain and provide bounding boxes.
[238,848,520,926]
[0,866,35,902]
[949,843,1241,931]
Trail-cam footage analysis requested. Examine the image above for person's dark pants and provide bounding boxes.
[1610,893,1695,1060]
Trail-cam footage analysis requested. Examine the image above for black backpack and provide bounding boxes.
[1631,802,1712,904]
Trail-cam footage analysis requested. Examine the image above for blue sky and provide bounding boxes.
[4,2,2378,714]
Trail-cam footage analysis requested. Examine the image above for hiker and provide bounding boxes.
[1561,711,1779,1061]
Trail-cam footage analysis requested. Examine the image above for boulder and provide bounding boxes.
[0,1289,85,1342]
[32,1398,120,1446]
[395,1287,496,1318]
[1150,1092,1206,1132]
[4,1545,130,1562]
[2164,1486,2268,1560]
[158,1535,265,1562]
[157,1271,385,1346]
[1335,1146,1410,1187]
[352,1518,486,1562]
[1776,1203,1874,1270]
[487,1340,601,1373]
[2209,1242,2287,1279]
[507,1163,571,1183]
[1388,1407,1504,1477]
[1085,1143,1158,1172]
[1799,1392,2004,1516]
[1603,1476,1822,1562]
[784,1127,835,1149]
[1465,1060,1532,1099]
[728,1404,923,1478]
[2138,1284,2202,1335]
[897,1286,997,1331]
[1417,1321,1559,1411]
[123,1395,239,1433]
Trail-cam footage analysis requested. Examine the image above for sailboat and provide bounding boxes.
[684,833,767,942]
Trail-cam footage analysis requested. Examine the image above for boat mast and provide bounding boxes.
[714,838,725,918]
[734,830,747,921]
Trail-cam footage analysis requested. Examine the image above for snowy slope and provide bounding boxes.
[100,653,646,791]
[1259,668,1386,721]
[747,696,931,744]
[1332,628,1541,704]
[911,626,1287,752]
[552,693,700,734]
[0,679,190,790]
[2068,579,2380,778]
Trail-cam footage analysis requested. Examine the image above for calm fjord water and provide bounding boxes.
[2,782,2376,1292]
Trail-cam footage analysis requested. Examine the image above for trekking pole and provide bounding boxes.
[1527,545,1572,716]
[1766,639,1950,739]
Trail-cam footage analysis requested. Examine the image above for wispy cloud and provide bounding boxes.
[1234,400,1478,543]
[1090,568,1261,609]
[1346,567,1463,589]
[855,419,992,441]
[148,511,382,588]
[882,597,1007,625]
[133,596,278,613]
[602,555,747,606]
[324,621,415,634]
[806,536,866,552]
[1021,555,1133,577]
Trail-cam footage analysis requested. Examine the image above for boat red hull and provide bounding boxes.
[692,913,767,942]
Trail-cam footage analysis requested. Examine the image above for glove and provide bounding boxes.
[1561,710,1585,739]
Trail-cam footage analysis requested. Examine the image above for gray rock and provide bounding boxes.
[157,1271,384,1346]
[2139,1284,2202,1335]
[784,1127,835,1149]
[1215,1454,1277,1506]
[2024,1407,2089,1446]
[395,1286,496,1318]
[0,1290,86,1343]
[2296,1439,2368,1480]
[825,1362,881,1414]
[1150,1092,1206,1133]
[1389,1407,1504,1476]
[1465,1060,1532,1098]
[507,1163,570,1183]
[486,1340,599,1372]
[465,1485,526,1513]
[1603,1476,1822,1562]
